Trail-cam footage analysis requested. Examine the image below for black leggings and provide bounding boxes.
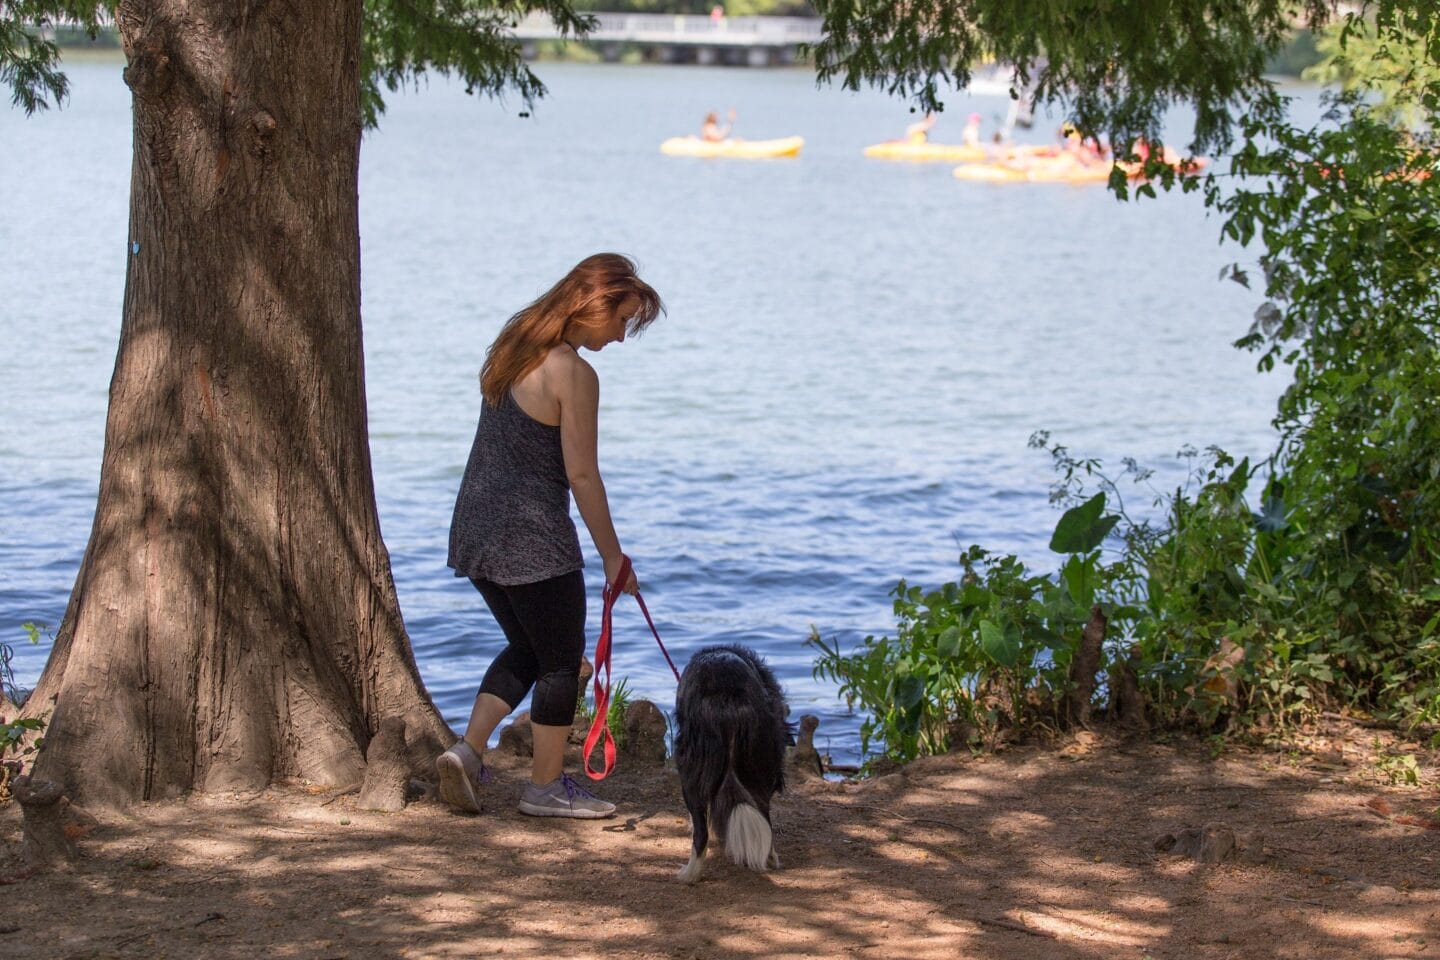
[473,570,587,727]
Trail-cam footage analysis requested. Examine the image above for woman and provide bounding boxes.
[701,108,736,142]
[439,253,664,818]
[961,112,983,147]
[904,111,936,144]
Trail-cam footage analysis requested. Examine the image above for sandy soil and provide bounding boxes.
[2,719,1437,960]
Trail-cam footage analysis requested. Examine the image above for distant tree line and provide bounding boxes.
[46,12,1320,76]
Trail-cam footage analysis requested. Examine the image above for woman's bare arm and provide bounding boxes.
[556,353,637,593]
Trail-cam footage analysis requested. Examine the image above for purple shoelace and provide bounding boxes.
[559,773,596,799]
[455,744,491,786]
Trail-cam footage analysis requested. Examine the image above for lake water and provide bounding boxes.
[0,57,1316,764]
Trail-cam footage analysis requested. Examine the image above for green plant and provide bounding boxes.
[1246,628,1334,729]
[810,492,1129,765]
[1,623,47,798]
[579,676,633,750]
[1376,752,1422,786]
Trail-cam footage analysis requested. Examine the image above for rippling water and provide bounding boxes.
[1,57,1316,762]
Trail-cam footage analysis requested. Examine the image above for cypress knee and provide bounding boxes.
[14,776,78,867]
[1066,605,1108,727]
[358,718,410,812]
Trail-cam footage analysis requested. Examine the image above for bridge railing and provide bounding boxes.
[514,12,824,46]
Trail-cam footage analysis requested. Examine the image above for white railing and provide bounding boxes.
[513,12,824,46]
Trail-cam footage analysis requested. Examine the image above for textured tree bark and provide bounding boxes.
[13,777,78,867]
[1065,605,1108,727]
[22,0,451,808]
[357,717,411,812]
[1107,644,1149,732]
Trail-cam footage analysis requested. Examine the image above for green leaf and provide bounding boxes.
[893,675,926,710]
[1049,493,1120,554]
[1061,553,1097,608]
[1252,494,1288,533]
[979,618,1023,668]
[937,625,962,659]
[958,583,991,610]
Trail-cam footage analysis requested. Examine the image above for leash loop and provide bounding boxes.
[582,555,680,781]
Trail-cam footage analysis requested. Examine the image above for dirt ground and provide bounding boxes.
[2,718,1438,960]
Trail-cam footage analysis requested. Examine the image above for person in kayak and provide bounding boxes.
[702,108,736,142]
[1060,124,1109,166]
[961,112,983,147]
[904,111,936,143]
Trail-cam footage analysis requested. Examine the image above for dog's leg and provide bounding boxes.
[761,808,780,870]
[677,798,709,884]
[677,850,705,884]
[677,813,708,884]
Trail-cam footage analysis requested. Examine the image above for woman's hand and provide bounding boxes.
[604,554,639,596]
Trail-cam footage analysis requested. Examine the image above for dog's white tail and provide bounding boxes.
[726,803,772,871]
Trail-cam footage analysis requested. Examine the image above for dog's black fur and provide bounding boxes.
[673,643,790,883]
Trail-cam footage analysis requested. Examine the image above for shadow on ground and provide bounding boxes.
[1,728,1436,960]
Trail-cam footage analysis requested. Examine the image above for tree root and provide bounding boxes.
[357,718,409,812]
[13,776,78,867]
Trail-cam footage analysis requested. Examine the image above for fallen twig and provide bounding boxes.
[320,787,359,807]
[1275,895,1326,907]
[0,867,37,886]
[970,915,1058,939]
[809,798,970,832]
[116,912,226,947]
[1272,813,1347,825]
[1320,711,1394,730]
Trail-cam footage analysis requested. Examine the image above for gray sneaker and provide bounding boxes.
[518,773,616,819]
[437,740,489,814]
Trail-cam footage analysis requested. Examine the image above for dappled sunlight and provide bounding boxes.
[988,810,1055,837]
[1024,903,1168,944]
[1314,910,1432,941]
[4,734,1437,959]
[1106,890,1175,914]
[167,835,254,859]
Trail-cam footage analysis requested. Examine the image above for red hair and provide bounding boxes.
[480,253,664,406]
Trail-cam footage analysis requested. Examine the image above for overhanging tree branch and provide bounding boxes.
[808,0,1343,153]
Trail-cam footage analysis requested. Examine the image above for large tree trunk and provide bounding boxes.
[22,0,451,808]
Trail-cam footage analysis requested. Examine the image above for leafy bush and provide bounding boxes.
[813,12,1440,765]
[1,623,46,798]
[811,490,1128,763]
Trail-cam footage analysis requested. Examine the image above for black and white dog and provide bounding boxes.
[673,644,790,884]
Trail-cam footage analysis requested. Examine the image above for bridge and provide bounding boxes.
[512,12,824,67]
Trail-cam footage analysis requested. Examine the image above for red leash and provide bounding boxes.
[582,555,680,780]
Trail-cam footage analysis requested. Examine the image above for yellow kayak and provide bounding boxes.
[954,152,1210,184]
[660,136,804,159]
[951,163,1029,182]
[863,140,987,163]
[953,158,1113,184]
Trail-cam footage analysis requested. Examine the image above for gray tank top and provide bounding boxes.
[448,392,584,585]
